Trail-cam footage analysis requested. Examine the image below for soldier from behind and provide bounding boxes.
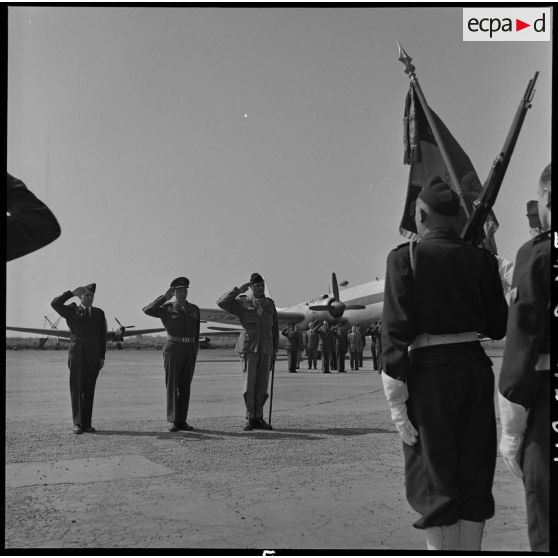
[498,164,551,552]
[51,284,107,434]
[7,173,61,261]
[281,322,300,373]
[381,177,508,551]
[217,273,278,431]
[306,323,319,370]
[143,277,200,432]
[347,325,363,371]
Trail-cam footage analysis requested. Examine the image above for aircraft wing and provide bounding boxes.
[122,328,166,337]
[6,326,73,338]
[199,308,305,330]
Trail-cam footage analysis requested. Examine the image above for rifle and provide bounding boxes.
[461,72,539,249]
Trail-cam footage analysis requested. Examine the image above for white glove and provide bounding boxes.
[381,372,418,446]
[498,392,528,479]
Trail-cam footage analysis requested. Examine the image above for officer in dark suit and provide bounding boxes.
[7,173,61,261]
[281,322,300,373]
[143,277,200,432]
[51,283,107,434]
[498,164,550,552]
[333,324,348,373]
[381,177,508,551]
[306,323,319,369]
[313,321,334,374]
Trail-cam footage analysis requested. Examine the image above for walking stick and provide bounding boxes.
[268,357,275,425]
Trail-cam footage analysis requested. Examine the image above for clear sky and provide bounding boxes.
[7,6,552,334]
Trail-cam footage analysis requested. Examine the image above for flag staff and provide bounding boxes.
[397,42,471,218]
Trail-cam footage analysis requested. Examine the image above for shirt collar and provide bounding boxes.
[419,227,461,242]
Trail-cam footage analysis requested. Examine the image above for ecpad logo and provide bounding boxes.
[463,8,551,41]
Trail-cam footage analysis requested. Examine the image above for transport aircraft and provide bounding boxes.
[199,273,384,334]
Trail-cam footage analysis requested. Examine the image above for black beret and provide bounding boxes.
[526,200,542,228]
[84,283,96,294]
[418,176,460,216]
[170,277,190,288]
[250,273,264,284]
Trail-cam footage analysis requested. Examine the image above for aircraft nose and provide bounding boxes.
[329,300,345,318]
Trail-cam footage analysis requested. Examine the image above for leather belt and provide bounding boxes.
[410,332,478,351]
[167,335,196,343]
[535,353,550,371]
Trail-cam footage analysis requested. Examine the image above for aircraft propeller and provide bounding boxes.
[309,273,365,319]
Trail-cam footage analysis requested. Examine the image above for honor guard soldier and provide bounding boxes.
[143,277,200,432]
[51,283,107,434]
[498,164,551,552]
[281,322,300,373]
[217,273,278,431]
[381,177,508,551]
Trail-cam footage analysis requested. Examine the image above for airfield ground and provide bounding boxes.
[5,346,529,550]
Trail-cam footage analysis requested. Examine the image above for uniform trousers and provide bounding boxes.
[321,351,331,373]
[243,352,272,419]
[349,351,359,370]
[336,347,346,372]
[330,346,337,370]
[68,341,100,428]
[307,348,318,369]
[370,344,378,370]
[521,373,549,551]
[287,349,298,372]
[404,343,496,529]
[163,341,197,423]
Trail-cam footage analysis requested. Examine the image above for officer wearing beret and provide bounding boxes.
[381,177,508,550]
[143,277,200,432]
[498,164,551,552]
[51,283,107,434]
[217,273,278,430]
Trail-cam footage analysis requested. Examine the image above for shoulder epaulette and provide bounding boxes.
[393,242,410,251]
[533,230,551,244]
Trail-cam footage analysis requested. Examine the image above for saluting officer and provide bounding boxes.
[217,273,279,431]
[51,283,107,434]
[281,322,300,373]
[498,164,551,552]
[143,277,200,432]
[333,324,348,373]
[313,321,334,374]
[381,177,508,551]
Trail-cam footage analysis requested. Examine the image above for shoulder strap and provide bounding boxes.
[409,239,416,276]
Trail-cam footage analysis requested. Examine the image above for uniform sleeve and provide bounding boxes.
[216,287,244,318]
[381,248,416,381]
[195,305,200,345]
[142,295,167,318]
[499,245,548,408]
[272,307,279,354]
[481,252,508,340]
[7,174,61,261]
[99,311,107,360]
[51,291,76,319]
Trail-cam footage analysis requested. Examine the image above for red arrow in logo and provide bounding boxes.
[516,19,530,31]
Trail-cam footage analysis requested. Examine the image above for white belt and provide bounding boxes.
[409,332,478,351]
[535,353,550,371]
[167,335,196,343]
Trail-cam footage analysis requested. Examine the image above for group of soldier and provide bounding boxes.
[281,321,383,374]
[8,163,551,552]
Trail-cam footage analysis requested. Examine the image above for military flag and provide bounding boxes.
[400,82,498,253]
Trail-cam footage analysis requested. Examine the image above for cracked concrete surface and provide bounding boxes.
[5,348,530,550]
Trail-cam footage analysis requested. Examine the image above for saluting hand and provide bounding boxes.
[163,287,174,301]
[238,282,251,293]
[72,286,86,297]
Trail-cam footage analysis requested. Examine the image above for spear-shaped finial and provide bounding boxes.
[397,41,416,81]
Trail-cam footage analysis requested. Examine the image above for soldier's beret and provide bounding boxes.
[170,277,190,288]
[418,176,460,216]
[250,272,264,284]
[526,200,542,229]
[84,283,96,294]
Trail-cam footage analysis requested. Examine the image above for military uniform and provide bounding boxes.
[347,329,363,370]
[333,327,348,372]
[382,228,508,530]
[281,326,300,373]
[217,286,278,422]
[314,324,334,373]
[143,285,200,427]
[368,325,379,370]
[51,288,107,430]
[499,231,550,551]
[306,327,319,369]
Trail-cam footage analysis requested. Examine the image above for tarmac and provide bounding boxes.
[5,346,530,551]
